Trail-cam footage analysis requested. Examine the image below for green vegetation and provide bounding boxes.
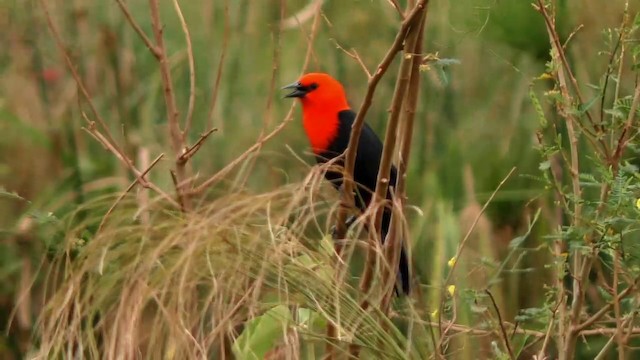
[1,0,639,358]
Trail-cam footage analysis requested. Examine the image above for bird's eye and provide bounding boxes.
[308,83,319,90]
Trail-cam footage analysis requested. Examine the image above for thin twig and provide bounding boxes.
[424,320,640,339]
[385,0,405,18]
[594,313,635,360]
[41,0,135,175]
[438,167,516,349]
[331,40,372,79]
[612,83,640,168]
[442,167,516,284]
[191,109,295,195]
[148,0,191,210]
[178,128,218,165]
[237,0,315,189]
[192,0,322,196]
[537,302,562,358]
[115,0,161,58]
[171,0,196,136]
[534,1,595,129]
[612,251,625,360]
[609,1,631,152]
[599,22,625,128]
[206,0,230,131]
[574,276,640,334]
[81,123,179,207]
[486,289,515,360]
[98,154,165,233]
[280,0,325,30]
[335,0,428,243]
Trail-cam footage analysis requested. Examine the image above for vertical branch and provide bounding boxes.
[381,4,428,311]
[148,0,191,210]
[171,0,196,136]
[534,2,640,359]
[335,0,430,243]
[612,251,624,359]
[235,0,287,188]
[534,2,584,359]
[206,0,230,132]
[329,3,428,359]
[360,1,425,299]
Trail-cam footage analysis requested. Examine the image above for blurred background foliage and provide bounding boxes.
[0,0,638,358]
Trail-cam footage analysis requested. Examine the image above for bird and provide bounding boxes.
[283,72,411,294]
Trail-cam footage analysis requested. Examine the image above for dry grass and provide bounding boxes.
[33,169,417,358]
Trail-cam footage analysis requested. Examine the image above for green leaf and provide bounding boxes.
[509,235,526,249]
[577,95,599,114]
[435,67,449,86]
[297,308,326,331]
[232,305,293,360]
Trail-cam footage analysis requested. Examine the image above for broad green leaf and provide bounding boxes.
[232,304,293,360]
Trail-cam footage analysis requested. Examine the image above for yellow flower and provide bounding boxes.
[447,256,456,268]
[431,309,438,318]
[636,198,640,210]
[447,285,456,296]
[538,73,554,80]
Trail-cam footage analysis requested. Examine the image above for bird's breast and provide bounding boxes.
[302,109,341,154]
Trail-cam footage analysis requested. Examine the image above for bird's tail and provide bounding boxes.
[381,210,411,295]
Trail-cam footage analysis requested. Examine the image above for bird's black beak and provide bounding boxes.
[282,81,307,98]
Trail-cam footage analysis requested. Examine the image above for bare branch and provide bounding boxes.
[486,289,515,360]
[191,109,295,195]
[148,0,191,210]
[98,154,165,233]
[115,0,161,58]
[206,0,230,131]
[178,128,218,165]
[171,0,197,136]
[331,40,372,79]
[280,0,325,30]
[335,0,429,242]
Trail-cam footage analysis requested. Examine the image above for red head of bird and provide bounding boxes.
[282,73,350,153]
